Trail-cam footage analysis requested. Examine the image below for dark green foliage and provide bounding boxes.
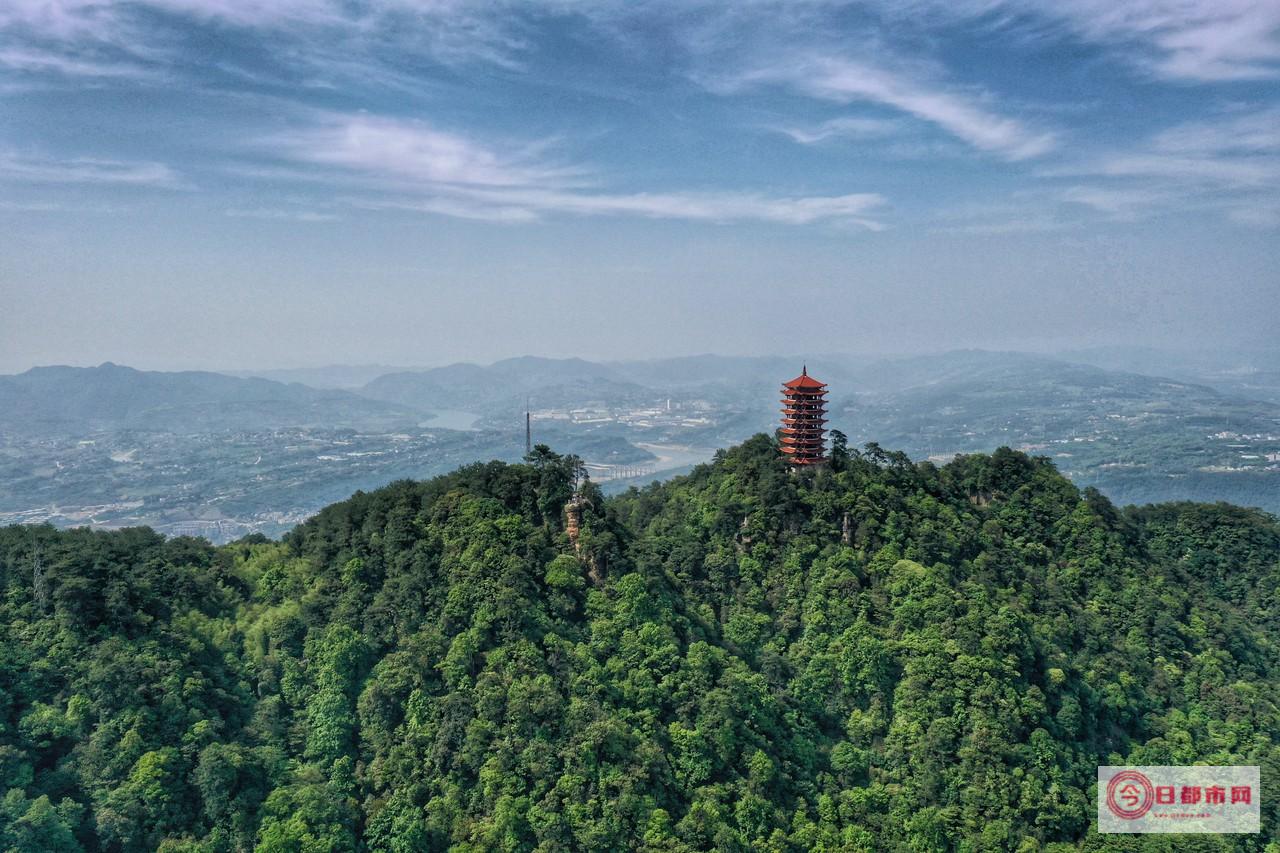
[2,439,1278,851]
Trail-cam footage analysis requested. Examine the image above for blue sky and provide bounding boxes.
[1,0,1278,371]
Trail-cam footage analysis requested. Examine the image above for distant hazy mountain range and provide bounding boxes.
[0,362,420,435]
[2,350,1277,525]
[359,353,887,421]
[1059,346,1280,406]
[5,351,1277,442]
[361,357,652,415]
[226,364,422,390]
[359,348,1280,413]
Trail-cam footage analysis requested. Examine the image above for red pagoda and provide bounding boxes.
[780,366,828,466]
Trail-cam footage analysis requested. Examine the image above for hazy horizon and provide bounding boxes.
[5,342,1280,379]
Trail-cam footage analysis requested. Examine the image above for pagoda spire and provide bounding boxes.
[779,367,828,466]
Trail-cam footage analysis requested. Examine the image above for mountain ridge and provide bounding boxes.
[1,438,1277,850]
[0,362,421,435]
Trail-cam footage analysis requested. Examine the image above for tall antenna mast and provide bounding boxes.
[525,397,531,456]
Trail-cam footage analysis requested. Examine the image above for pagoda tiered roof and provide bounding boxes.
[782,368,826,390]
[778,365,828,467]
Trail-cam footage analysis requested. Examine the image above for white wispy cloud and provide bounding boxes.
[1088,153,1279,188]
[7,0,1273,232]
[1050,107,1280,226]
[356,188,886,227]
[538,1,1052,163]
[0,2,114,40]
[0,1,1058,166]
[0,0,419,35]
[0,0,527,83]
[1030,0,1280,82]
[260,112,886,226]
[0,152,186,187]
[8,1,1276,88]
[775,116,902,145]
[463,187,886,226]
[272,114,581,189]
[1067,107,1280,188]
[0,46,151,78]
[709,55,1055,161]
[875,0,1280,83]
[1150,107,1280,156]
[564,0,1058,161]
[136,0,342,29]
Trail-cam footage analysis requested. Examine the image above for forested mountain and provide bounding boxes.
[2,438,1278,851]
[0,364,418,436]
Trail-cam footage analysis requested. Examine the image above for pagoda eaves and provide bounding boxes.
[779,365,828,466]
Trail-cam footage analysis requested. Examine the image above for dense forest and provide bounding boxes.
[2,436,1279,851]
